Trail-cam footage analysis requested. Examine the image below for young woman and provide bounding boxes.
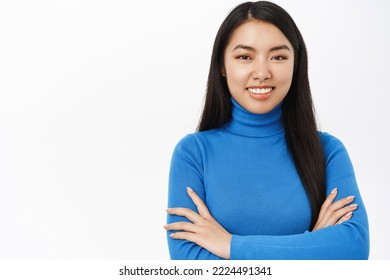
[164,1,369,260]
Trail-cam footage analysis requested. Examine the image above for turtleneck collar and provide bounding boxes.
[223,97,284,138]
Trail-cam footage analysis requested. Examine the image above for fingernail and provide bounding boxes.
[345,212,353,218]
[346,196,355,201]
[186,186,193,192]
[170,233,175,237]
[331,187,338,194]
[163,224,169,229]
[166,208,173,212]
[349,204,358,209]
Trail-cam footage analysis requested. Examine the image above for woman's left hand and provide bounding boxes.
[164,187,232,259]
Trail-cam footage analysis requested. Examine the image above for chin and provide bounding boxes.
[247,106,273,115]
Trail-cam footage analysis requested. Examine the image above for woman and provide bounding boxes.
[164,1,369,260]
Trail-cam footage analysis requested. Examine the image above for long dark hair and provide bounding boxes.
[197,1,326,230]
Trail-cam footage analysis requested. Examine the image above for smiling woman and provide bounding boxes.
[224,20,294,114]
[164,1,369,260]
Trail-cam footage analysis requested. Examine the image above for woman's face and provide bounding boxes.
[223,20,294,114]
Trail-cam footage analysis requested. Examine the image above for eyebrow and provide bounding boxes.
[232,44,291,52]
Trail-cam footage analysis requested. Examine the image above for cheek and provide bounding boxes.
[276,65,294,86]
[226,65,249,87]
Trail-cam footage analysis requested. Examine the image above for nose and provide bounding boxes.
[252,60,271,81]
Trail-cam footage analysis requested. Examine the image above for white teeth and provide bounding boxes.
[247,87,272,94]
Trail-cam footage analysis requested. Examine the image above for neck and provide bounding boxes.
[223,97,284,137]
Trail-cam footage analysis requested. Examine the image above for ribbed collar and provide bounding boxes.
[223,97,284,138]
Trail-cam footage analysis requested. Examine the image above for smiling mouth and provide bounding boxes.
[247,87,273,95]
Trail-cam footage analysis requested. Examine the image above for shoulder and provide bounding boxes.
[174,128,222,149]
[318,131,353,168]
[318,131,345,151]
[173,133,199,156]
[170,132,212,172]
[172,131,207,157]
[172,128,223,159]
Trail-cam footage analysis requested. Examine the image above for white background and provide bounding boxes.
[0,0,389,260]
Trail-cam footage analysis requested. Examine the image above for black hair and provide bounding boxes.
[197,1,326,230]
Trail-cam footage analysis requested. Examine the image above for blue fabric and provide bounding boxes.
[166,98,369,259]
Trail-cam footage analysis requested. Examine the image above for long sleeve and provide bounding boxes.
[230,133,369,259]
[166,134,223,260]
[166,100,369,260]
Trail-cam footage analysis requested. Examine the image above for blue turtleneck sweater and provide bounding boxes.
[166,98,369,259]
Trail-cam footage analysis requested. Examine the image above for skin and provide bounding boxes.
[313,187,357,230]
[164,20,357,259]
[165,187,356,259]
[165,187,232,259]
[223,20,294,114]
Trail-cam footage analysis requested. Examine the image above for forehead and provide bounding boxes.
[226,20,292,50]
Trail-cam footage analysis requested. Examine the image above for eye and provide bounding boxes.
[271,55,287,61]
[237,55,251,60]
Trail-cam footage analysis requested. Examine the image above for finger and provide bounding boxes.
[166,207,202,224]
[169,231,199,244]
[318,187,338,221]
[164,222,199,233]
[329,196,355,210]
[186,187,212,218]
[321,195,355,223]
[336,212,353,225]
[325,204,358,226]
[186,187,230,234]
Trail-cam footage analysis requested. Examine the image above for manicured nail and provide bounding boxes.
[349,204,358,209]
[346,196,355,201]
[170,233,175,237]
[163,224,169,229]
[331,187,338,194]
[345,212,353,218]
[166,208,173,212]
[187,186,193,192]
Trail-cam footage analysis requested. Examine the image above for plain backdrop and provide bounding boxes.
[0,0,389,259]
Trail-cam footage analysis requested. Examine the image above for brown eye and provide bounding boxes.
[237,55,251,60]
[271,56,286,61]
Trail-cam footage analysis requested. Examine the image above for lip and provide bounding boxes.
[246,86,274,101]
[247,86,274,89]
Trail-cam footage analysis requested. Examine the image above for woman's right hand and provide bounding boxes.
[312,188,358,231]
